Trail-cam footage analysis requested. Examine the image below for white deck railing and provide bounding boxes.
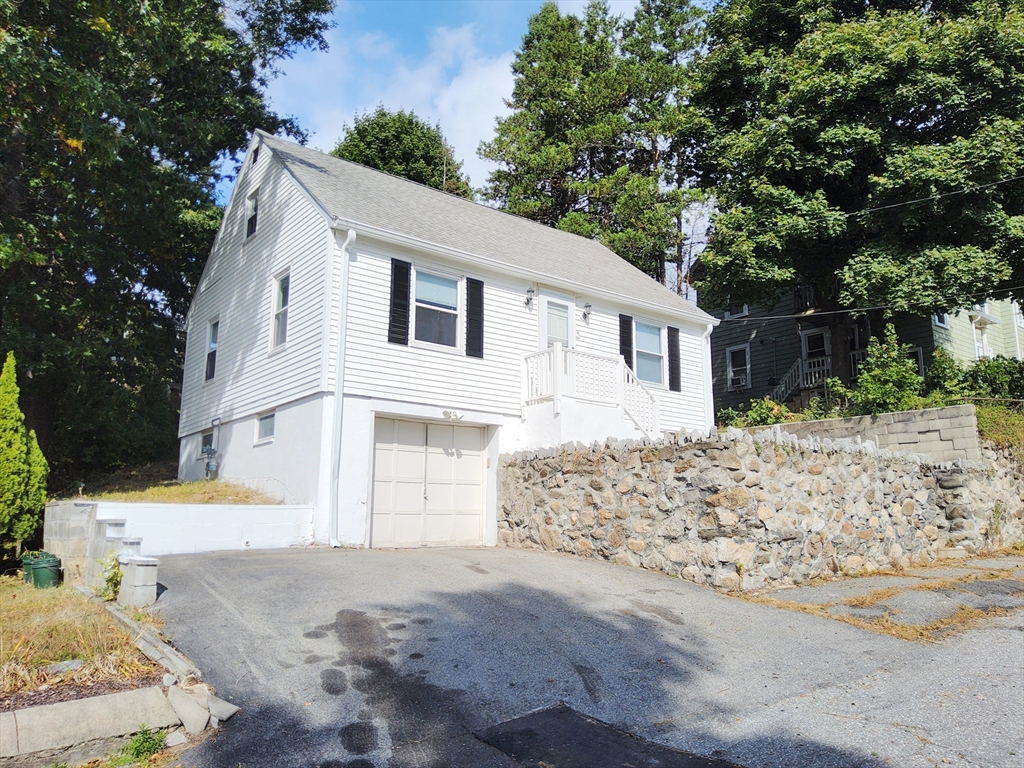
[771,355,833,402]
[523,344,657,438]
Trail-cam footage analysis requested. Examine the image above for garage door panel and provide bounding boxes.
[395,419,426,446]
[452,483,481,511]
[424,482,455,511]
[454,425,482,452]
[423,513,454,542]
[392,513,424,545]
[371,417,484,548]
[395,448,427,480]
[393,480,424,511]
[425,450,454,479]
[454,456,481,482]
[453,513,481,542]
[426,423,454,449]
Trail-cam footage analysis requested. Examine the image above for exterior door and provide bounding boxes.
[371,417,484,548]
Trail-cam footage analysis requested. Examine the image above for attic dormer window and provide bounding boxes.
[246,190,259,238]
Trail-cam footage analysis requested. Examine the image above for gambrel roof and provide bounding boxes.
[257,131,715,325]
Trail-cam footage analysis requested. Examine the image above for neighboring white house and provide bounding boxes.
[178,131,718,549]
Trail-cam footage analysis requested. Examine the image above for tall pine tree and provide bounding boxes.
[480,0,705,282]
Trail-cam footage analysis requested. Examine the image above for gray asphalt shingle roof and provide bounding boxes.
[258,131,713,323]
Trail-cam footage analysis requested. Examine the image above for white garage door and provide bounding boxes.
[371,417,485,548]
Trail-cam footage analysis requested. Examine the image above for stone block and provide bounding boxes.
[207,695,240,722]
[167,685,210,734]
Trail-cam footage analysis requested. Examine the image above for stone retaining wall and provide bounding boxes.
[497,428,1023,590]
[765,404,981,462]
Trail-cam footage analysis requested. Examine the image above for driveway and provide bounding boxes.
[155,548,1023,768]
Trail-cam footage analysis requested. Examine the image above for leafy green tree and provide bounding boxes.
[331,107,473,198]
[829,325,923,415]
[0,0,332,483]
[691,0,1024,381]
[0,352,48,552]
[480,0,705,281]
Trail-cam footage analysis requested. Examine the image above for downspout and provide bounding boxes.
[328,226,357,547]
[701,322,716,436]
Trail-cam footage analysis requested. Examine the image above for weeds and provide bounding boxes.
[0,576,159,695]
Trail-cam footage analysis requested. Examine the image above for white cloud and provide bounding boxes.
[266,21,514,189]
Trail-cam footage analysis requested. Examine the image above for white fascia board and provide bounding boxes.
[330,217,719,331]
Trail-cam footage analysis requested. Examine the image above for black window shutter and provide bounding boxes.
[619,314,634,370]
[388,259,411,345]
[466,278,484,358]
[668,326,681,392]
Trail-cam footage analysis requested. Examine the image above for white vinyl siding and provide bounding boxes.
[179,159,330,436]
[341,247,530,414]
[340,246,709,433]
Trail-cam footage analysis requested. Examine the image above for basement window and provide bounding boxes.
[256,412,275,442]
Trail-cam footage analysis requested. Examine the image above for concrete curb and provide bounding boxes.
[104,602,203,682]
[0,687,179,768]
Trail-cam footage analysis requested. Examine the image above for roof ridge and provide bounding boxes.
[257,132,613,251]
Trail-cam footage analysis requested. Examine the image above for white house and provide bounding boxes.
[178,131,718,549]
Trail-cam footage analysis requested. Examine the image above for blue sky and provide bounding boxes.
[263,0,641,190]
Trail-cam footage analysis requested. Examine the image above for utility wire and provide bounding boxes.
[717,284,1024,323]
[677,173,1024,250]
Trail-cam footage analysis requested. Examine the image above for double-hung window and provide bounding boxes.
[414,270,459,348]
[205,320,219,381]
[273,273,290,348]
[246,191,259,238]
[634,321,664,385]
[727,344,750,391]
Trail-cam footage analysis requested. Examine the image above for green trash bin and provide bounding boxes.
[21,551,43,584]
[31,553,61,589]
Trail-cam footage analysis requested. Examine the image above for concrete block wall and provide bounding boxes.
[766,404,981,462]
[42,501,122,586]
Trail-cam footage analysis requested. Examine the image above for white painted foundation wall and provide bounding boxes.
[94,502,315,556]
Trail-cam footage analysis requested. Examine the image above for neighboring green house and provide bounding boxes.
[707,291,1024,414]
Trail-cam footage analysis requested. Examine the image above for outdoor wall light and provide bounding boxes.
[582,302,592,321]
[524,288,535,307]
[442,410,464,422]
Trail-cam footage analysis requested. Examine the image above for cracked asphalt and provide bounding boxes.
[154,548,1024,768]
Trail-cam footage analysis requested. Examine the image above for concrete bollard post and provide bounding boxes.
[117,555,160,608]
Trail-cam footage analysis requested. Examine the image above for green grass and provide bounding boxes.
[975,404,1024,451]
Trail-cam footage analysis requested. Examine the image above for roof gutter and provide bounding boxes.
[328,226,357,548]
[328,218,719,329]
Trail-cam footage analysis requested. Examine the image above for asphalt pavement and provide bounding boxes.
[154,548,1024,768]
